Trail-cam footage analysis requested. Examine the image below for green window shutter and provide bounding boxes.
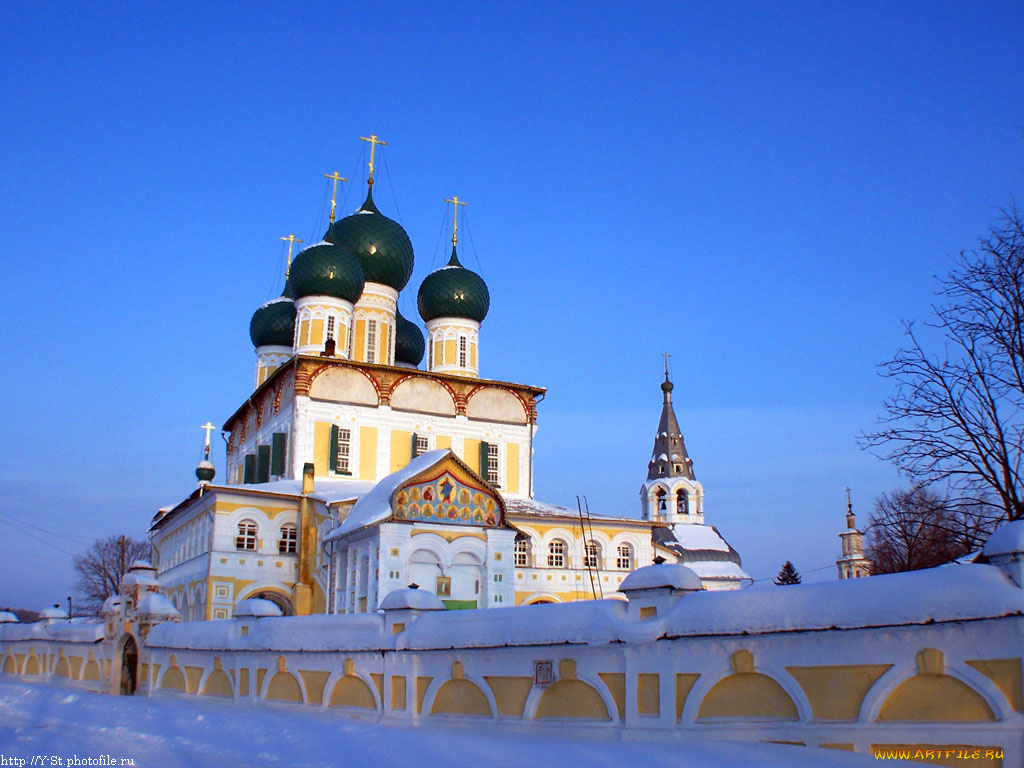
[329,424,339,473]
[271,432,287,476]
[479,441,489,479]
[411,432,419,458]
[256,445,271,483]
[243,454,256,484]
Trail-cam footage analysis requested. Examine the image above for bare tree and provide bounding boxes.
[866,487,986,573]
[863,207,1024,522]
[73,535,151,612]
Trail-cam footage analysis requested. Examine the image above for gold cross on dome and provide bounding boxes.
[359,133,387,185]
[662,352,671,377]
[201,422,217,459]
[280,234,303,277]
[322,172,348,224]
[445,195,467,245]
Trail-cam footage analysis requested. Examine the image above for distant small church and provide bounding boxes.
[836,491,871,579]
[148,136,751,619]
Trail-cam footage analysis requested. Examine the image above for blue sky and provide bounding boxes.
[1,1,1022,608]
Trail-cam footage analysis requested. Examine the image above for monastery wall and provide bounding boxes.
[2,564,1022,766]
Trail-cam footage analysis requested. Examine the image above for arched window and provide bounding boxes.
[655,488,667,512]
[514,538,531,567]
[616,543,633,570]
[584,541,601,569]
[278,523,297,554]
[547,539,566,568]
[236,520,257,551]
[676,489,689,516]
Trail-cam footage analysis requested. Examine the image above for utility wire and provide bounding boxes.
[0,517,78,557]
[0,511,94,546]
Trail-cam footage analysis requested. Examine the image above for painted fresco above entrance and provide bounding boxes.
[392,470,501,527]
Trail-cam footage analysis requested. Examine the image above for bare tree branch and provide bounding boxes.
[73,535,151,613]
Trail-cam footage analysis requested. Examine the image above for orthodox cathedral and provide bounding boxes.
[149,137,750,619]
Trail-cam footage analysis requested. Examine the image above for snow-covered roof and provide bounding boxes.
[619,563,702,592]
[670,523,731,552]
[234,598,283,618]
[102,596,124,615]
[685,560,753,582]
[0,611,19,623]
[327,450,451,538]
[121,571,161,589]
[379,587,446,611]
[144,563,1023,653]
[37,607,68,620]
[244,476,376,505]
[983,519,1024,558]
[130,559,156,572]
[503,497,638,522]
[0,621,103,643]
[136,593,180,618]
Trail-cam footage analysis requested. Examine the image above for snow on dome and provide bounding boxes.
[982,519,1024,558]
[121,570,161,589]
[101,596,124,615]
[136,593,181,618]
[380,586,446,611]
[233,598,283,618]
[0,611,19,623]
[619,563,703,593]
[37,606,68,620]
[130,559,156,572]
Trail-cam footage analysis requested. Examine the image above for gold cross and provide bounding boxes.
[359,133,387,185]
[445,195,467,245]
[662,352,671,377]
[280,234,303,276]
[845,486,852,511]
[322,172,348,224]
[201,422,217,460]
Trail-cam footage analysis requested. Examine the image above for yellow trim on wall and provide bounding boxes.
[310,319,324,349]
[354,319,366,361]
[484,676,533,717]
[391,430,411,473]
[506,443,519,494]
[359,426,378,481]
[966,658,1023,712]
[314,421,330,476]
[463,438,481,473]
[786,664,891,721]
[436,435,451,451]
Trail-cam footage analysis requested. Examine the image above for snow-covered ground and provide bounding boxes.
[0,679,911,768]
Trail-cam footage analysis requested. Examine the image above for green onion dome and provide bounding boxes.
[288,241,365,303]
[196,460,216,483]
[326,188,414,291]
[417,246,490,323]
[394,309,425,366]
[249,296,296,348]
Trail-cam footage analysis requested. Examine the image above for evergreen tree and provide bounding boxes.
[774,560,801,585]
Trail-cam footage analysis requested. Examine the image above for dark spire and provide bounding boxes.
[646,367,695,481]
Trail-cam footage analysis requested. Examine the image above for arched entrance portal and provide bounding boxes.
[249,591,294,616]
[120,635,138,695]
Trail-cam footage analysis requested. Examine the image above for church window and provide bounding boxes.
[514,539,531,567]
[366,320,377,362]
[655,488,667,512]
[326,316,335,340]
[333,427,351,474]
[412,433,429,457]
[616,544,633,570]
[278,524,297,554]
[459,336,467,368]
[547,539,566,568]
[486,442,499,485]
[346,319,354,358]
[584,541,601,569]
[236,521,257,551]
[676,489,689,515]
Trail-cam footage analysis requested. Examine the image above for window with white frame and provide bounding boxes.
[547,539,566,568]
[584,541,601,569]
[366,319,377,362]
[616,543,633,570]
[336,428,351,474]
[236,520,257,551]
[486,442,499,485]
[278,523,297,554]
[326,316,335,340]
[459,336,467,367]
[514,538,530,567]
[415,434,429,455]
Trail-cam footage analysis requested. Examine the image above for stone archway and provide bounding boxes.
[249,591,294,616]
[119,635,139,695]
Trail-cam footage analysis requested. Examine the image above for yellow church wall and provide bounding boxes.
[69,656,83,679]
[697,673,799,720]
[506,444,519,494]
[161,666,186,691]
[484,676,533,717]
[391,675,407,710]
[598,673,626,720]
[431,678,491,716]
[786,664,891,720]
[202,668,233,697]
[391,430,411,473]
[238,668,250,696]
[359,426,378,481]
[298,319,309,347]
[436,435,451,450]
[353,319,366,361]
[314,421,330,476]
[470,343,477,369]
[330,675,377,709]
[299,670,330,705]
[638,673,660,715]
[536,679,611,721]
[416,676,433,714]
[443,339,456,366]
[966,658,1022,712]
[676,673,700,719]
[878,674,995,722]
[24,654,39,676]
[463,438,481,473]
[309,319,324,349]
